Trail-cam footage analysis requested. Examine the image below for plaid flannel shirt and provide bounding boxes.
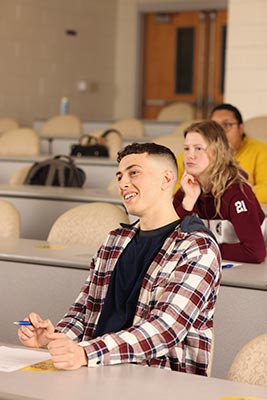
[56,219,221,375]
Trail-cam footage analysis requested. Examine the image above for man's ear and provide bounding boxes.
[161,169,175,191]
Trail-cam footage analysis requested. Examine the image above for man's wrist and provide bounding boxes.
[79,346,88,366]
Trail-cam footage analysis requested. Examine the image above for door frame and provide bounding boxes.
[135,0,228,118]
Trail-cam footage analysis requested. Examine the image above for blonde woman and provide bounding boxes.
[174,104,267,203]
[173,120,266,263]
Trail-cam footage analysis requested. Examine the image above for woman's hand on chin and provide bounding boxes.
[181,172,201,211]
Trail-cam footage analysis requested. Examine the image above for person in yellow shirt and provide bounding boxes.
[174,103,267,203]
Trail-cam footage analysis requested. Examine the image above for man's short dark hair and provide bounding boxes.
[210,103,243,124]
[117,142,178,172]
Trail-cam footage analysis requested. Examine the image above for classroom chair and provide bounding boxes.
[107,176,120,196]
[8,165,33,185]
[157,102,195,122]
[0,117,19,135]
[153,134,185,157]
[0,128,40,156]
[244,116,267,143]
[40,114,82,138]
[109,118,144,138]
[227,332,267,387]
[0,199,20,238]
[47,202,129,254]
[170,119,202,136]
[40,114,82,154]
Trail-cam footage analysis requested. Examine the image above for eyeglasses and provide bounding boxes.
[220,122,239,132]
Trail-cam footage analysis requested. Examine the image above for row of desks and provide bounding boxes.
[0,155,118,188]
[34,119,181,155]
[1,237,267,380]
[0,184,124,239]
[0,183,266,241]
[41,134,151,155]
[1,344,266,400]
[1,154,267,383]
[33,118,180,137]
[1,155,266,215]
[0,239,90,346]
[2,156,267,221]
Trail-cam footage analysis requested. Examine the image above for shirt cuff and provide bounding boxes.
[78,340,110,367]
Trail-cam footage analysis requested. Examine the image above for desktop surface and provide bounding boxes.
[1,239,267,381]
[0,183,121,203]
[0,238,91,270]
[0,394,39,400]
[221,260,267,290]
[0,362,267,400]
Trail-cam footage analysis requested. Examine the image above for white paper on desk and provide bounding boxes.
[0,346,50,372]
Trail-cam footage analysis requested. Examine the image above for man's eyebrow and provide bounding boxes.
[116,164,142,176]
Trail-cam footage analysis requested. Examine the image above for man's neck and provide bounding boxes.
[139,207,179,231]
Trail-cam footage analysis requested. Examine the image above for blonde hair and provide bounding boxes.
[184,120,248,214]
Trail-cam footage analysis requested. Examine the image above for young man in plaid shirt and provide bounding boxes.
[18,143,221,375]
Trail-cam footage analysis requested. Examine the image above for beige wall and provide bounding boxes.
[225,0,267,120]
[0,0,267,126]
[0,0,117,126]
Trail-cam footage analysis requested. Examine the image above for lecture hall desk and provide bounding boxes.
[0,183,124,240]
[33,118,180,137]
[33,118,180,154]
[213,259,267,378]
[0,237,267,380]
[40,135,151,155]
[0,155,118,189]
[0,238,90,344]
[0,181,266,241]
[0,351,267,400]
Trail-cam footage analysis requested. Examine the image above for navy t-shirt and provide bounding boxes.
[92,219,179,338]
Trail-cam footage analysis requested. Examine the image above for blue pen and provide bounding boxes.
[13,321,32,326]
[222,263,234,269]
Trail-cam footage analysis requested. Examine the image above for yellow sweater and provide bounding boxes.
[174,136,267,203]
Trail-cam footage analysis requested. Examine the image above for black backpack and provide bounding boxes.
[23,155,86,187]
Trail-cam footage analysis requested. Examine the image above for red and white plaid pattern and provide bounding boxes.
[56,221,221,375]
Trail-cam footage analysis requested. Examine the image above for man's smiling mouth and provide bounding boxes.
[124,192,137,201]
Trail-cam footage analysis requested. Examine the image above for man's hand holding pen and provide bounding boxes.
[17,312,54,349]
[17,312,87,370]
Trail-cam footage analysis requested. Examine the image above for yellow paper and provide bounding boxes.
[34,244,65,250]
[21,359,58,372]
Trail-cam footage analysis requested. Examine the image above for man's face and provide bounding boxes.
[211,109,244,153]
[116,152,165,218]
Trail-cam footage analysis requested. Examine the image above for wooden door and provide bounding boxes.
[141,10,227,119]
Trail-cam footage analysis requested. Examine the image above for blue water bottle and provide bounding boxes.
[60,97,69,114]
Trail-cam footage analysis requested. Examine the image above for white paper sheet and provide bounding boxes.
[0,346,50,372]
